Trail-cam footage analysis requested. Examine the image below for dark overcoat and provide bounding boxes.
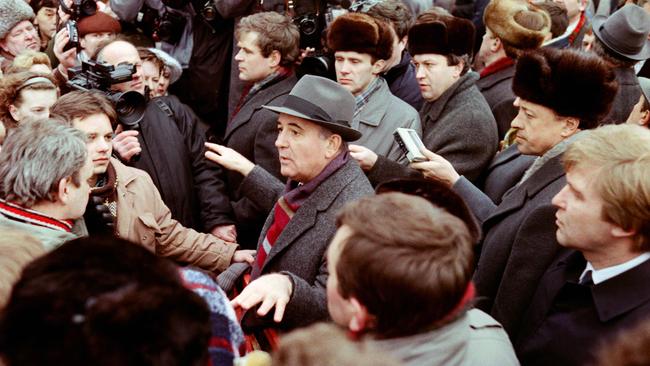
[223,75,297,248]
[476,144,535,205]
[602,67,641,125]
[476,63,517,139]
[454,154,565,338]
[133,95,233,232]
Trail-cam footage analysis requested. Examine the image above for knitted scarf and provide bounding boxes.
[90,162,118,218]
[256,151,350,269]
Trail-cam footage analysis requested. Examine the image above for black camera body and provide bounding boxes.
[67,60,146,131]
[152,10,186,44]
[62,20,81,52]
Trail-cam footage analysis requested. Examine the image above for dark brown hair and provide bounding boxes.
[334,193,474,338]
[51,90,118,128]
[235,12,300,67]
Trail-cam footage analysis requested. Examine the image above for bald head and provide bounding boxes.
[96,40,146,96]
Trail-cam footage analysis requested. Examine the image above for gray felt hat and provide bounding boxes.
[592,4,650,61]
[0,0,35,40]
[263,75,361,141]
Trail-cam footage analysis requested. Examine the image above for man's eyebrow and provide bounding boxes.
[287,122,304,130]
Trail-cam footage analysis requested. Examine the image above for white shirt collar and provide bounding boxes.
[580,252,650,285]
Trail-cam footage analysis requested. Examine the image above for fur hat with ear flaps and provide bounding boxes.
[407,15,475,57]
[0,0,35,40]
[327,12,393,61]
[484,0,551,51]
[512,48,618,127]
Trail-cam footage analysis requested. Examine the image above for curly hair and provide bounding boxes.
[0,71,57,130]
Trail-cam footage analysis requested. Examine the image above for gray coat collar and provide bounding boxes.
[421,71,480,124]
[353,77,392,128]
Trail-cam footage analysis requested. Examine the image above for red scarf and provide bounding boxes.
[256,151,349,270]
[480,57,515,79]
[568,13,587,47]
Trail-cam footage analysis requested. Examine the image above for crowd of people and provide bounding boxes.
[0,0,649,364]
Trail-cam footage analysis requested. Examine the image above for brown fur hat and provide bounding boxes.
[327,12,393,61]
[512,48,618,126]
[407,15,475,57]
[484,0,551,51]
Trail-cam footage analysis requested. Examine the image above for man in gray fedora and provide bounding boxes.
[205,75,374,330]
[592,3,650,124]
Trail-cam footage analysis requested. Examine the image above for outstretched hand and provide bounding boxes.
[205,142,255,176]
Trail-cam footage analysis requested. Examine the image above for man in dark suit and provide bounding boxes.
[222,12,299,248]
[516,124,650,366]
[407,48,618,339]
[206,75,373,330]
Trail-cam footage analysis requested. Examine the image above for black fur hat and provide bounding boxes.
[512,48,618,126]
[327,12,393,61]
[407,16,475,57]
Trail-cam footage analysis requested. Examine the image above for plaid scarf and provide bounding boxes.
[354,77,383,118]
[256,151,350,269]
[231,67,292,118]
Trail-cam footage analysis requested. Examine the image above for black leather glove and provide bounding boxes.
[84,196,116,236]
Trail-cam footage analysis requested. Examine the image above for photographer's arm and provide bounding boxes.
[109,0,146,22]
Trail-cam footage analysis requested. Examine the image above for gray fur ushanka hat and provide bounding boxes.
[0,0,35,40]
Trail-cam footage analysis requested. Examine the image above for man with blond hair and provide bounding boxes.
[516,124,650,365]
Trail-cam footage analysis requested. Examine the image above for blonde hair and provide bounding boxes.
[563,125,650,250]
[6,51,52,74]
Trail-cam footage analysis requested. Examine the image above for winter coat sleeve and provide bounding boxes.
[238,165,285,214]
[280,258,329,328]
[172,99,235,230]
[109,0,146,22]
[143,171,238,273]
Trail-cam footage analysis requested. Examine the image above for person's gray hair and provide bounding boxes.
[0,118,88,208]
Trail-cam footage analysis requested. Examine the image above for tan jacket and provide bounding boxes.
[112,158,237,273]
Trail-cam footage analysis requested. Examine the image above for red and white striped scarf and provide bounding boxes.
[0,199,73,232]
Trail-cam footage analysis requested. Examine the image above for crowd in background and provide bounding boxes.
[0,0,650,364]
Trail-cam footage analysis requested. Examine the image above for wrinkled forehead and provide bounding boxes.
[98,42,141,65]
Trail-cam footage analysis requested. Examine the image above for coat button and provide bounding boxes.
[142,236,147,240]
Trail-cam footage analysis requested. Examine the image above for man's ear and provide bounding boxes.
[348,297,371,332]
[56,177,70,204]
[371,59,386,75]
[325,134,343,158]
[269,50,282,68]
[452,60,464,79]
[561,116,580,137]
[640,110,650,128]
[491,36,502,53]
[611,225,636,240]
[8,104,21,122]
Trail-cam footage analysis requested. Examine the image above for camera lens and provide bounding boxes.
[299,17,317,35]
